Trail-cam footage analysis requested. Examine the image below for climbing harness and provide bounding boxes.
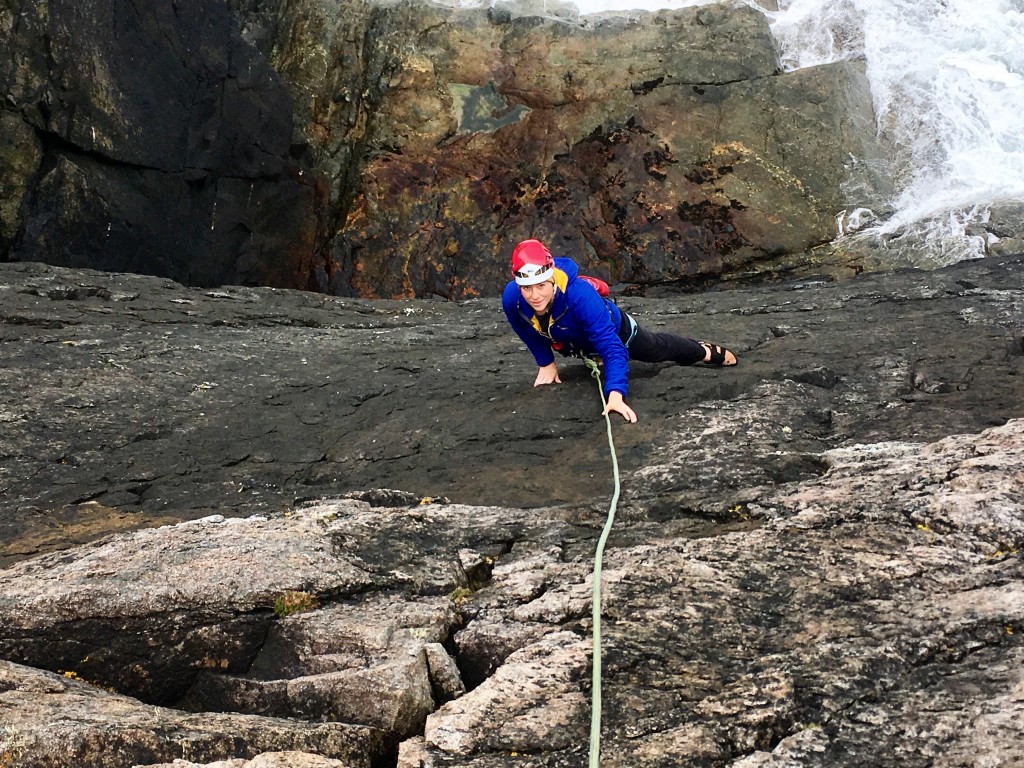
[583,356,621,768]
[620,312,638,348]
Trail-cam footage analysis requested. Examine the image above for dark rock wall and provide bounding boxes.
[1,0,321,288]
[299,1,891,297]
[1,0,890,297]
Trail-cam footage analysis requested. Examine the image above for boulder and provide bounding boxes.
[974,198,1024,258]
[138,756,354,768]
[181,595,466,737]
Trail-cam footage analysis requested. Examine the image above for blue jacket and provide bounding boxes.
[502,257,630,398]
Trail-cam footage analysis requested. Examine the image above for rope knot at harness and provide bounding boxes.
[582,356,621,768]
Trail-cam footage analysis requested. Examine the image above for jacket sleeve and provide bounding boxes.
[570,286,630,398]
[502,282,555,368]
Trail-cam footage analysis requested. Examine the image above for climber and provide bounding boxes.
[501,239,737,423]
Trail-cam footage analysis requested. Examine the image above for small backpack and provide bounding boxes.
[578,274,610,297]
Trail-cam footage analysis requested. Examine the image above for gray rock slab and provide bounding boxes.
[0,661,382,768]
[2,254,1023,566]
[0,499,534,704]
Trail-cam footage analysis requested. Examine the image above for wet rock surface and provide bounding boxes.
[1,254,1023,766]
[2,255,1022,563]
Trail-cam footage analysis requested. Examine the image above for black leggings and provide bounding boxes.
[619,312,706,366]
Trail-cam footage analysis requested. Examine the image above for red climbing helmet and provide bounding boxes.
[510,239,555,286]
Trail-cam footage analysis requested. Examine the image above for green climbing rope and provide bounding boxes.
[583,357,621,768]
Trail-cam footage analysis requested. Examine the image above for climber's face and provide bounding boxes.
[520,280,555,313]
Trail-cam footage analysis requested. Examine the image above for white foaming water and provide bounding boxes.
[537,0,1024,265]
[769,0,1024,264]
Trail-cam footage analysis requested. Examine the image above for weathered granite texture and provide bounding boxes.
[0,427,1021,766]
[1,0,892,297]
[0,254,1023,766]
